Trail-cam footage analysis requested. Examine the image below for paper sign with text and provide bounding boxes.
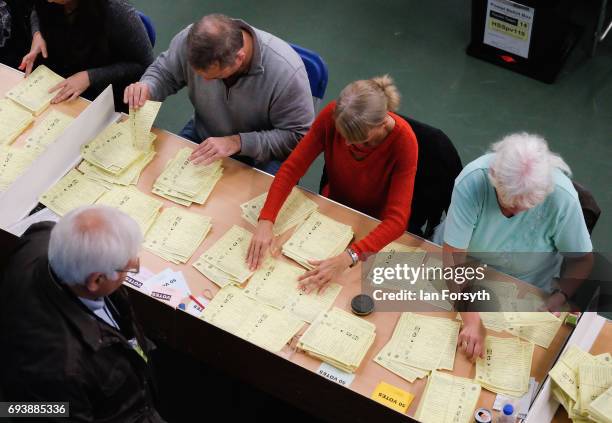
[371,381,414,414]
[316,363,356,388]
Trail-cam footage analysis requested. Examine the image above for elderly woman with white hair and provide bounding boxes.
[441,133,593,361]
[0,205,164,422]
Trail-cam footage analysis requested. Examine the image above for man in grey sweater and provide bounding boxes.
[124,14,314,174]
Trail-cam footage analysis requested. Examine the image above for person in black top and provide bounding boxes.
[0,0,33,69]
[0,205,164,422]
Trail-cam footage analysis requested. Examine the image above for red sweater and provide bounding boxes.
[259,101,418,257]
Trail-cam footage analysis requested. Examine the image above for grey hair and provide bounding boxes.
[488,132,571,210]
[334,75,401,142]
[48,205,142,286]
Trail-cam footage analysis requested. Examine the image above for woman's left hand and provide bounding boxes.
[298,252,353,294]
[49,71,90,104]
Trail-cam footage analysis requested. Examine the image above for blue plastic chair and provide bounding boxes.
[137,11,156,48]
[290,43,328,109]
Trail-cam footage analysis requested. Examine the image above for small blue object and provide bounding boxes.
[137,10,156,48]
[178,303,186,310]
[290,43,328,100]
[502,404,514,416]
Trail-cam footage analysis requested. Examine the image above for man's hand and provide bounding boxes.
[123,82,150,109]
[19,31,48,76]
[246,220,278,270]
[539,291,567,317]
[49,71,90,103]
[298,252,353,294]
[458,312,486,362]
[189,135,241,165]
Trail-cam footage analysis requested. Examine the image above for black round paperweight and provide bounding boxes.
[351,294,374,316]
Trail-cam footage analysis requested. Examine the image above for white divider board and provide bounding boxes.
[0,85,119,229]
[525,312,606,423]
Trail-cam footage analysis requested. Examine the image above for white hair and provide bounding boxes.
[48,205,143,286]
[488,132,571,210]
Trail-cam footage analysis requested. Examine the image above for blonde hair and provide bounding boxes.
[334,75,401,142]
[488,132,571,210]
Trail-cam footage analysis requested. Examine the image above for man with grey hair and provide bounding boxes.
[0,205,164,422]
[124,13,314,174]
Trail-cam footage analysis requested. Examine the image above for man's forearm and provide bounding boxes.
[557,253,594,298]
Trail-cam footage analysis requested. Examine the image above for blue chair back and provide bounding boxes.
[290,43,328,105]
[137,11,156,48]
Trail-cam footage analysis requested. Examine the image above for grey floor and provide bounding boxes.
[132,0,611,252]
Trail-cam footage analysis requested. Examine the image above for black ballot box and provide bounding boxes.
[467,0,582,83]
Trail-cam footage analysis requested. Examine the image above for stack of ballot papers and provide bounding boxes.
[23,110,74,155]
[374,312,460,383]
[282,211,354,270]
[143,207,212,264]
[201,285,304,353]
[39,169,108,215]
[5,65,64,115]
[78,150,156,188]
[152,147,223,206]
[549,345,612,423]
[95,186,162,234]
[298,307,376,373]
[414,370,482,423]
[240,187,318,235]
[192,225,253,287]
[0,146,38,192]
[0,98,34,145]
[475,336,534,397]
[243,258,341,323]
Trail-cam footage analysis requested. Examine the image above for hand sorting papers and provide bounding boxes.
[6,65,64,115]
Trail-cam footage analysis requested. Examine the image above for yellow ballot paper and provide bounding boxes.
[244,258,341,323]
[195,225,253,285]
[414,371,481,423]
[144,208,212,264]
[23,110,73,154]
[0,98,34,145]
[129,100,161,150]
[587,385,612,423]
[5,65,64,115]
[95,186,162,234]
[371,381,414,414]
[0,146,37,192]
[282,211,354,270]
[201,285,304,352]
[475,336,533,397]
[240,187,318,235]
[40,169,108,216]
[78,149,155,187]
[576,363,612,416]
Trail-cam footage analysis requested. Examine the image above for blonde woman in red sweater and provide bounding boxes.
[246,75,418,293]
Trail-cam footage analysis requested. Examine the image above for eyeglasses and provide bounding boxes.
[116,257,140,275]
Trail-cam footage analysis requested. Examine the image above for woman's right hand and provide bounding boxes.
[246,220,276,271]
[19,32,48,76]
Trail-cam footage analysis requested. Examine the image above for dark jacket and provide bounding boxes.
[0,222,164,422]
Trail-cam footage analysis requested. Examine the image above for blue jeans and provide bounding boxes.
[179,119,283,175]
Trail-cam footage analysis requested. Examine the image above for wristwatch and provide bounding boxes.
[551,288,570,303]
[345,248,359,268]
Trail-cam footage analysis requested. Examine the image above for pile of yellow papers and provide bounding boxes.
[95,186,162,234]
[39,169,108,216]
[282,211,353,270]
[244,257,341,323]
[78,149,156,187]
[0,98,34,145]
[192,225,253,287]
[298,307,376,373]
[375,313,460,383]
[5,65,64,115]
[240,187,318,235]
[23,110,74,155]
[549,345,612,422]
[143,207,212,264]
[0,146,37,192]
[475,336,534,397]
[152,147,223,206]
[201,285,304,353]
[128,100,161,151]
[587,386,612,423]
[414,370,482,423]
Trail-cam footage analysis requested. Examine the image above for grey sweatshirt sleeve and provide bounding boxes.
[86,0,154,92]
[239,67,314,163]
[140,27,190,101]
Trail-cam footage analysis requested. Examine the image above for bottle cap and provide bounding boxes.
[503,404,514,416]
[351,294,374,316]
